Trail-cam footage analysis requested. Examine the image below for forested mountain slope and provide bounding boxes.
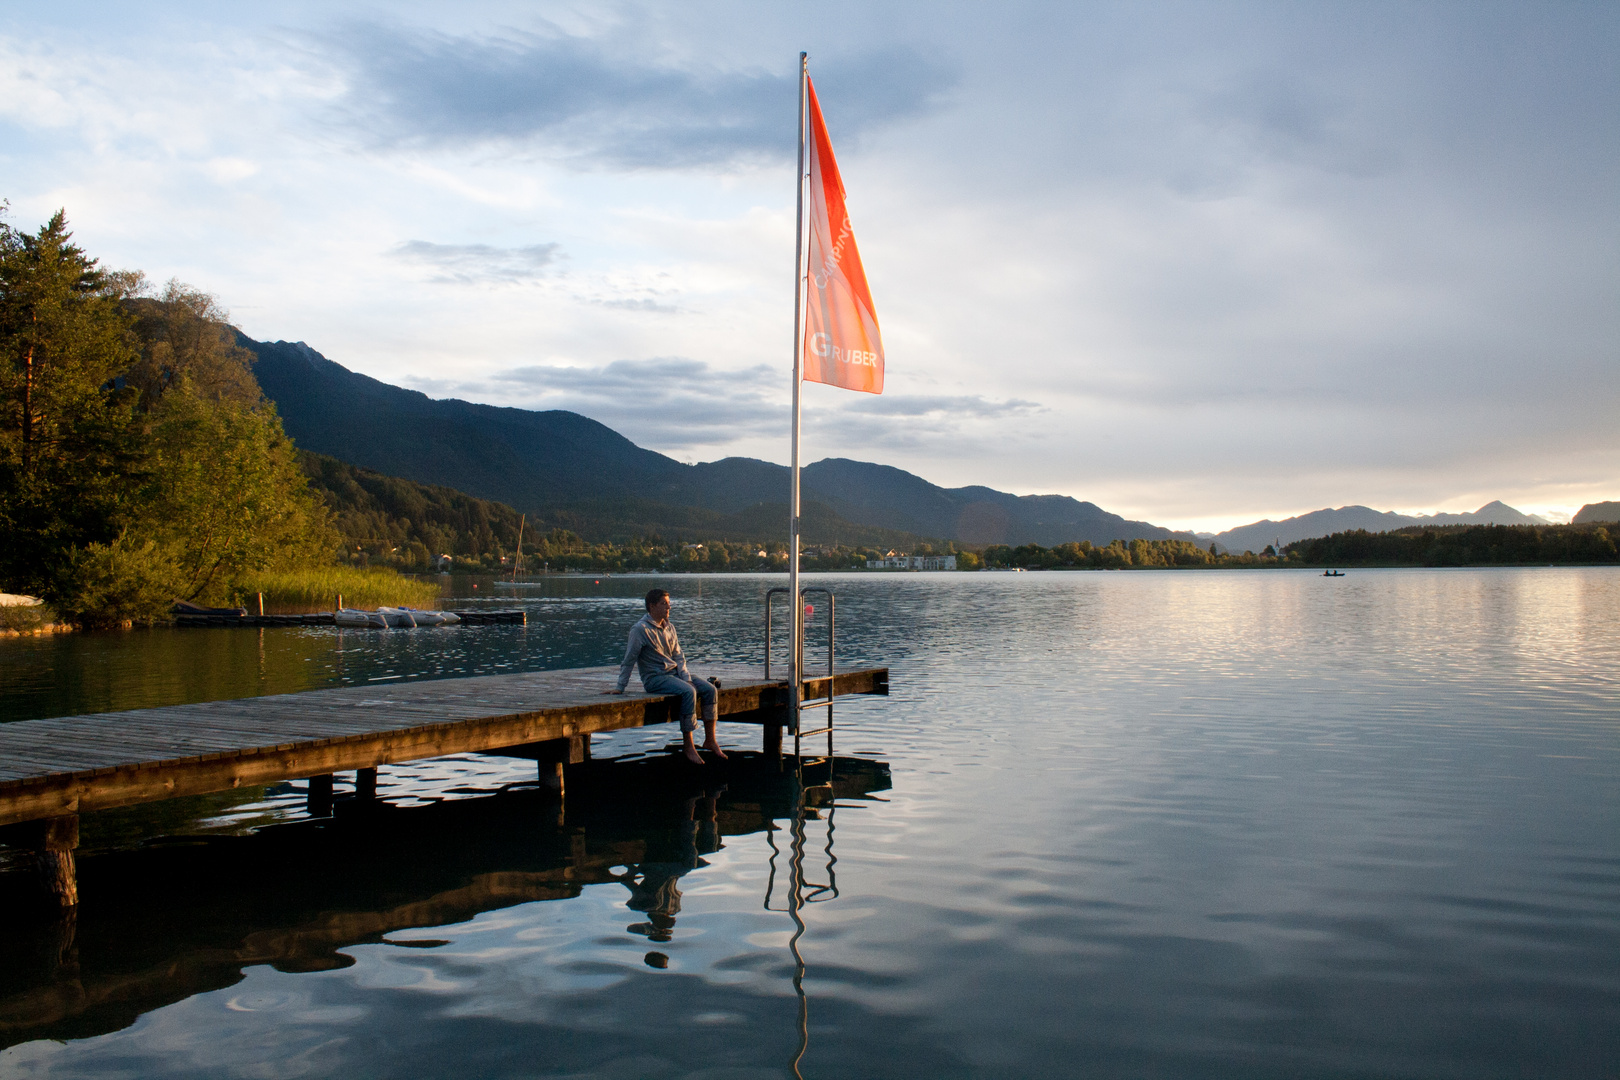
[246,335,1191,547]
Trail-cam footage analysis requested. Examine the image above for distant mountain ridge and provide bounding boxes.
[1573,501,1620,524]
[244,334,1194,547]
[1215,501,1554,553]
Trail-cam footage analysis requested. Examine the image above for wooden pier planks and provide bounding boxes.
[0,663,888,826]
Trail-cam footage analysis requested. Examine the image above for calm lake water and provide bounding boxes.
[2,568,1617,1078]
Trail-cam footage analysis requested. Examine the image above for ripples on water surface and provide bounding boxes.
[2,568,1617,1078]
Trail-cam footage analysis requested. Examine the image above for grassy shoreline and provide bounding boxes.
[0,566,445,632]
[233,567,442,614]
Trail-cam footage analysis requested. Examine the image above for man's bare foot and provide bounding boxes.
[703,741,728,760]
[682,746,705,765]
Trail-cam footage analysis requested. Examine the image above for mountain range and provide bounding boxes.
[1212,502,1555,553]
[243,335,1195,548]
[241,334,1581,551]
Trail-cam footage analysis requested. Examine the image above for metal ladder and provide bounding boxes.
[764,586,835,762]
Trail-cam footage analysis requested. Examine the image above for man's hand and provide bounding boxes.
[603,688,626,695]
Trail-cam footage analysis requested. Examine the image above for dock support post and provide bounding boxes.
[536,736,585,799]
[307,774,334,817]
[540,761,565,797]
[355,767,377,800]
[27,815,79,908]
[764,722,783,763]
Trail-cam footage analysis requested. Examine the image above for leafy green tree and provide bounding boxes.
[125,278,260,408]
[51,354,333,625]
[2,208,337,623]
[1093,541,1132,568]
[1294,522,1618,567]
[0,208,143,596]
[154,395,328,594]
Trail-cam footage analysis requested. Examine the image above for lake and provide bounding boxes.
[2,568,1617,1078]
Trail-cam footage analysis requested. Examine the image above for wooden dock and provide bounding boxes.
[0,663,887,831]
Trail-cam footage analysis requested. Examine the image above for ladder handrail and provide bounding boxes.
[764,587,835,685]
[764,586,836,757]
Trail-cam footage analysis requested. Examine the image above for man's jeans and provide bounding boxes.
[642,672,717,734]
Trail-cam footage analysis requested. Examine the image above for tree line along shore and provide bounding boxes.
[979,524,1616,571]
[4,209,1615,632]
[0,209,440,630]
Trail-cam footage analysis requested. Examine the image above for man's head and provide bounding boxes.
[644,589,671,621]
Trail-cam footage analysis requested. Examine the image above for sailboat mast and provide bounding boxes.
[513,514,525,581]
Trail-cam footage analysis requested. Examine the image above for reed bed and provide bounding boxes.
[0,600,65,636]
[236,567,442,614]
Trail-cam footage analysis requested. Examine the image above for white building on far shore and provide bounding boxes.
[866,553,957,571]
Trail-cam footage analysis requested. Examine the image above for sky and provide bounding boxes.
[3,1,1616,532]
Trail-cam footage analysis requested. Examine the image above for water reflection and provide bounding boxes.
[773,782,842,1080]
[0,752,890,1055]
[3,570,1617,1078]
[623,789,724,950]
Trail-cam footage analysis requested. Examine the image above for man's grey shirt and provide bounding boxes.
[618,613,690,691]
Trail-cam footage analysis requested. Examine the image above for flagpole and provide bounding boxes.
[789,51,808,736]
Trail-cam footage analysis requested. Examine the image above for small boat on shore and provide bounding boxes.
[334,607,463,628]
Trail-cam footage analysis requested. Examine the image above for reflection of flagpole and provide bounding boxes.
[761,765,842,1078]
[788,793,811,1079]
[789,51,809,732]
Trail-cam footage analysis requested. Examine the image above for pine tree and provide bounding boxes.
[0,208,143,596]
[1,207,333,623]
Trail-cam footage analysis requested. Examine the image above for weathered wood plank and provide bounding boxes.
[0,664,888,825]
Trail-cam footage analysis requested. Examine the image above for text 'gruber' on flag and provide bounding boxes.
[802,77,884,395]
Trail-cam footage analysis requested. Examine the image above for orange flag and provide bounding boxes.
[802,77,884,394]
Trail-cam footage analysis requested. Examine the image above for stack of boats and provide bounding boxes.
[334,607,462,628]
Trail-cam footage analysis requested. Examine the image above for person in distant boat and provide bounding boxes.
[607,589,726,764]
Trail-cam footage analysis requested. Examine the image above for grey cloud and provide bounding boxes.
[597,297,678,314]
[803,410,997,459]
[391,240,560,284]
[325,23,955,167]
[480,358,785,449]
[499,357,776,395]
[844,394,1042,419]
[414,361,1040,457]
[1169,71,1399,191]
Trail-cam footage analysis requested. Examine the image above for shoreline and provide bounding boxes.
[0,623,71,639]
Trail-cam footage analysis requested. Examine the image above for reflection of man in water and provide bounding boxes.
[608,588,727,765]
[623,791,723,944]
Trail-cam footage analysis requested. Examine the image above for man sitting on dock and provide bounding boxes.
[608,589,727,765]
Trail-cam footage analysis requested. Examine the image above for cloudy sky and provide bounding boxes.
[4,1,1616,530]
